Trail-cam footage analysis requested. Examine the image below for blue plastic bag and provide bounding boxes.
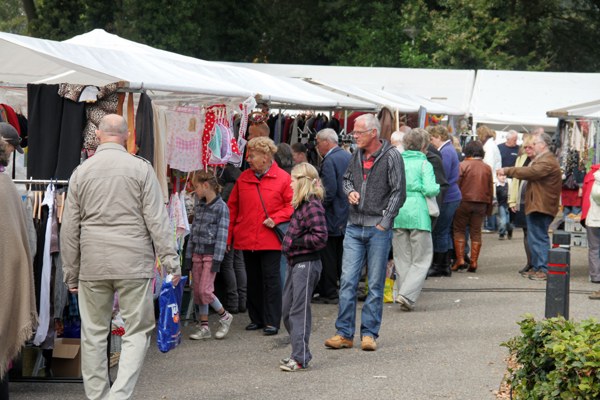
[157,276,187,353]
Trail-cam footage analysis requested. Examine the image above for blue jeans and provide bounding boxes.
[484,215,497,231]
[432,200,460,253]
[498,204,512,236]
[525,212,554,273]
[335,224,392,339]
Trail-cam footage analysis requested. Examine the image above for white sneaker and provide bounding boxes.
[215,314,233,339]
[189,326,211,340]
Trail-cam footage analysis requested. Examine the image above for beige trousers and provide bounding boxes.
[79,279,154,400]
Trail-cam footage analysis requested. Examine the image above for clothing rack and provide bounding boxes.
[13,179,69,185]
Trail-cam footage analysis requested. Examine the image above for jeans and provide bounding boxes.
[484,215,497,231]
[497,204,512,236]
[432,200,460,253]
[525,212,554,273]
[335,224,392,339]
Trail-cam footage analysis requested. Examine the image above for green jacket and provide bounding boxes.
[393,150,440,232]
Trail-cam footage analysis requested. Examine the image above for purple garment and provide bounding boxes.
[281,197,328,265]
[439,141,462,203]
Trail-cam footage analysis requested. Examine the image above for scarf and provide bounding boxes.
[0,174,38,376]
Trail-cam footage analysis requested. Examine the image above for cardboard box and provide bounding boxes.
[52,338,82,378]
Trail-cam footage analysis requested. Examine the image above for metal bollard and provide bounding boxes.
[552,230,571,249]
[545,247,570,319]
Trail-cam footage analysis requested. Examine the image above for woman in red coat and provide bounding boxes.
[228,137,293,335]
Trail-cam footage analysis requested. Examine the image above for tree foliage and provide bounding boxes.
[15,0,600,72]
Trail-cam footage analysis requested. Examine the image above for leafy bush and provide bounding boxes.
[502,315,600,399]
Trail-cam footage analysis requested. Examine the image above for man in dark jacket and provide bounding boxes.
[324,114,406,352]
[312,128,351,304]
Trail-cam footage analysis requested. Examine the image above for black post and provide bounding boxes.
[545,247,570,319]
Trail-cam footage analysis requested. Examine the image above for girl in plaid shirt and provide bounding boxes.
[280,163,328,371]
[186,170,233,341]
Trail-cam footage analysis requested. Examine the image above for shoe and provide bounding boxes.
[529,271,547,281]
[507,229,513,240]
[228,308,239,315]
[280,358,307,372]
[324,334,353,349]
[280,357,292,365]
[499,235,505,240]
[311,296,339,304]
[189,326,211,340]
[215,314,233,339]
[238,305,247,313]
[451,238,467,272]
[395,294,414,312]
[521,270,536,278]
[263,326,278,336]
[519,265,533,276]
[482,229,493,233]
[361,336,377,351]
[589,290,600,300]
[245,323,264,331]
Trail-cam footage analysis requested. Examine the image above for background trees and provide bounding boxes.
[7,0,600,72]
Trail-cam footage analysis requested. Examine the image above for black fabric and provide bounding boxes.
[135,93,154,164]
[243,250,282,328]
[27,84,85,180]
[33,206,49,312]
[317,235,344,299]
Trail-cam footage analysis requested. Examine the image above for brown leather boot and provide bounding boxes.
[468,242,482,272]
[451,239,466,271]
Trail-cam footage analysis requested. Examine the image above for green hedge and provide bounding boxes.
[502,315,600,399]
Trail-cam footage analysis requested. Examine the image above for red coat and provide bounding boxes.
[581,164,600,223]
[227,162,293,251]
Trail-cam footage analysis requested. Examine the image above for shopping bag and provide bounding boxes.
[157,276,188,353]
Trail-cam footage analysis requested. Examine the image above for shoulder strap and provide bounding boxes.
[256,185,270,219]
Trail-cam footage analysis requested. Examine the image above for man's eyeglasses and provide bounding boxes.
[351,129,373,136]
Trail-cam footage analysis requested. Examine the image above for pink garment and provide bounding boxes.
[166,107,203,172]
[191,254,216,305]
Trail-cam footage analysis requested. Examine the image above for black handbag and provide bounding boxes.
[256,185,289,243]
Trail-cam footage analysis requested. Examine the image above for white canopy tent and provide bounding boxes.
[222,62,474,115]
[0,29,376,110]
[547,99,600,120]
[470,70,600,130]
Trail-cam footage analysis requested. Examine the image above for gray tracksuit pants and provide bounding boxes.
[282,259,322,366]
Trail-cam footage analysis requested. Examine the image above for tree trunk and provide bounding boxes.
[21,0,37,22]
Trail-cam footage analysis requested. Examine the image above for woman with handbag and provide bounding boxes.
[227,137,293,336]
[452,140,494,273]
[392,128,440,311]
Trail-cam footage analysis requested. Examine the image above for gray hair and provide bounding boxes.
[0,138,9,167]
[403,128,429,151]
[536,132,552,147]
[390,130,405,146]
[507,130,518,140]
[355,113,381,137]
[316,128,339,144]
[98,114,128,137]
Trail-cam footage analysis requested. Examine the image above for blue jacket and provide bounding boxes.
[320,146,351,236]
[439,141,462,203]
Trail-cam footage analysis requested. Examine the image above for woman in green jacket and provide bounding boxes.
[392,128,440,311]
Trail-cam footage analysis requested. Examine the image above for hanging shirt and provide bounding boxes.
[33,184,55,346]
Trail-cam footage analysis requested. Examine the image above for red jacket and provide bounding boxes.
[581,164,600,223]
[227,162,293,251]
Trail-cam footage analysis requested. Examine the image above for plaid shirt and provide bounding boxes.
[186,195,229,272]
[281,197,328,265]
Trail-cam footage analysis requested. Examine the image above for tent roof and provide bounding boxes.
[470,70,600,128]
[222,62,474,114]
[547,99,600,120]
[0,29,376,109]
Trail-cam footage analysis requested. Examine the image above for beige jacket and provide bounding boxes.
[61,143,180,289]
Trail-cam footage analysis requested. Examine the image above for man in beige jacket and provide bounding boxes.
[498,132,562,281]
[61,114,181,400]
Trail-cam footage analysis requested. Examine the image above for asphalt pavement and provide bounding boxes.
[10,230,600,400]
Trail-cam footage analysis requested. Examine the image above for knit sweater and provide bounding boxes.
[343,140,406,229]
